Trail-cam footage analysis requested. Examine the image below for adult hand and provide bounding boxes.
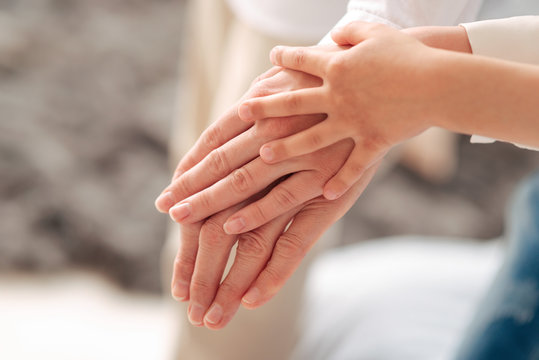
[154,67,323,213]
[172,162,379,330]
[237,22,444,200]
[157,57,381,329]
[167,120,383,329]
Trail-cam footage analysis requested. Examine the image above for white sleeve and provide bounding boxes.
[463,16,539,65]
[461,16,539,151]
[320,0,484,44]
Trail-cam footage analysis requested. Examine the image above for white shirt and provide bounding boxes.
[462,16,539,151]
[225,0,484,44]
[225,0,349,43]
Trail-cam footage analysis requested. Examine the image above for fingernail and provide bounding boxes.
[242,287,260,306]
[204,304,223,325]
[172,280,188,301]
[155,191,175,213]
[188,303,205,326]
[169,202,191,222]
[260,146,274,162]
[223,217,246,234]
[238,103,253,121]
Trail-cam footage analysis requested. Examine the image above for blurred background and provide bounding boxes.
[1,0,539,359]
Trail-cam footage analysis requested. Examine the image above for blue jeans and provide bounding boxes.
[456,171,539,360]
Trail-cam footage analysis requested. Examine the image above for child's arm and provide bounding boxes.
[238,21,539,200]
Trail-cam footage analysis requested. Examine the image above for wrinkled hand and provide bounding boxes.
[171,162,378,330]
[155,67,322,213]
[155,59,382,329]
[239,22,441,200]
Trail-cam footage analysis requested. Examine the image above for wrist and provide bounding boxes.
[418,48,460,130]
[403,25,472,54]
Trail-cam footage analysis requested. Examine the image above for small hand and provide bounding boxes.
[239,22,441,200]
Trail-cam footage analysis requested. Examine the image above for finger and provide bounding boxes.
[155,107,253,213]
[323,145,386,200]
[156,70,319,213]
[269,45,329,78]
[187,204,243,326]
[238,88,325,123]
[171,67,287,179]
[157,127,260,213]
[223,170,323,235]
[259,120,345,164]
[331,21,392,46]
[249,66,283,87]
[240,206,328,309]
[203,210,296,329]
[171,222,203,302]
[169,157,296,224]
[158,114,325,214]
[242,163,381,309]
[176,105,252,179]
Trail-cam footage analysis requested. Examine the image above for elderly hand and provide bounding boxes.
[155,63,380,329]
[171,164,378,329]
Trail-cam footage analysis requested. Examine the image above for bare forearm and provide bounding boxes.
[403,25,472,53]
[432,51,539,148]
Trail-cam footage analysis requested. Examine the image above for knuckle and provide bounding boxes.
[174,254,195,279]
[190,277,213,294]
[200,218,227,245]
[251,74,264,87]
[363,134,387,152]
[206,148,230,177]
[261,265,283,289]
[248,202,270,226]
[307,132,324,149]
[251,82,271,98]
[237,231,271,259]
[274,232,307,260]
[169,178,193,202]
[348,161,366,176]
[284,93,300,111]
[217,280,242,298]
[326,57,347,81]
[181,222,202,239]
[193,192,212,217]
[229,167,254,194]
[273,186,299,209]
[202,125,222,150]
[256,118,292,139]
[293,48,306,67]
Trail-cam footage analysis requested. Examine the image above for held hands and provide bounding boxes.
[239,22,444,200]
[156,66,379,329]
[155,23,466,329]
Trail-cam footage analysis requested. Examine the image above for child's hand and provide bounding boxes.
[238,22,443,200]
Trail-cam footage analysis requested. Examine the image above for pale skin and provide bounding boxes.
[240,21,539,200]
[159,68,380,329]
[155,24,512,329]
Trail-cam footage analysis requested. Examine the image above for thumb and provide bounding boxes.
[331,21,391,45]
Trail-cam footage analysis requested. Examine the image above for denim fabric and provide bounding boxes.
[457,171,539,360]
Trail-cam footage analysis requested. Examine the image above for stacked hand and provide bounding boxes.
[155,22,473,329]
[239,22,445,200]
[155,65,379,329]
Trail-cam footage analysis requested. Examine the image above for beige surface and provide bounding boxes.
[0,271,176,360]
